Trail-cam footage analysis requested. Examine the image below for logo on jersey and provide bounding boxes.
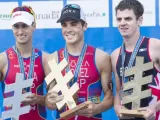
[139,48,147,52]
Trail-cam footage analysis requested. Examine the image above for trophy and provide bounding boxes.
[2,73,33,120]
[120,57,153,117]
[45,59,91,119]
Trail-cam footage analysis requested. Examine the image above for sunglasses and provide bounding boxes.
[62,4,81,11]
[11,6,35,17]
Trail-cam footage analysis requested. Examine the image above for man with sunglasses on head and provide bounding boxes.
[111,0,160,120]
[45,4,113,120]
[0,6,50,120]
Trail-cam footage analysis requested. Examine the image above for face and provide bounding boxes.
[12,22,35,45]
[61,20,87,44]
[116,9,142,39]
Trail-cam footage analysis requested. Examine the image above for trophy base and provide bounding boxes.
[120,109,146,118]
[60,101,91,120]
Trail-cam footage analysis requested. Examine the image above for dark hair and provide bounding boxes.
[80,20,86,26]
[61,19,86,27]
[115,0,144,20]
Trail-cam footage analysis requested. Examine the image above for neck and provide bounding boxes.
[123,31,141,51]
[15,42,33,58]
[66,40,85,56]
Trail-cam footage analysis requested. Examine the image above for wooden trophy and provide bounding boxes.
[45,59,91,119]
[120,57,153,117]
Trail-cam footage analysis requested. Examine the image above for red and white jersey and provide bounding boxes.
[2,47,46,120]
[57,45,102,120]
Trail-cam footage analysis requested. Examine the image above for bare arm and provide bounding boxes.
[150,38,160,112]
[77,49,113,118]
[137,38,160,119]
[35,51,50,106]
[111,48,124,117]
[0,52,7,81]
[93,49,113,114]
[22,52,50,106]
[157,100,160,111]
[44,51,64,110]
[149,39,160,112]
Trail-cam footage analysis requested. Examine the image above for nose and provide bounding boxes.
[64,24,73,33]
[120,19,126,25]
[17,27,24,34]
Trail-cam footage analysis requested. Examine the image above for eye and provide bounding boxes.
[116,18,122,22]
[21,24,29,28]
[71,21,78,26]
[61,23,67,27]
[125,17,132,21]
[13,24,19,29]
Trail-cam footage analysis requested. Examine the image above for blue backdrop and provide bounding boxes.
[0,0,160,120]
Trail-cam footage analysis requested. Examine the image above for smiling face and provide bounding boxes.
[12,22,35,45]
[61,20,87,45]
[116,9,142,39]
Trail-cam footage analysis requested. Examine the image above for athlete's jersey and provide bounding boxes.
[116,37,160,120]
[57,45,102,120]
[1,47,46,120]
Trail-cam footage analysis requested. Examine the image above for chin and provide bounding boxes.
[17,40,28,45]
[66,39,77,44]
[121,33,129,38]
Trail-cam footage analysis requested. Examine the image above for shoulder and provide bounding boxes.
[111,47,121,66]
[95,48,110,60]
[41,51,50,65]
[49,51,58,63]
[149,37,160,48]
[0,52,7,70]
[148,37,160,54]
[42,51,49,59]
[95,48,111,72]
[111,47,121,60]
[148,37,160,62]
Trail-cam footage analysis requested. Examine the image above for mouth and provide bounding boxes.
[18,35,26,40]
[120,27,128,32]
[66,33,75,40]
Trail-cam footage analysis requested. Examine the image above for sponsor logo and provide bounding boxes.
[0,14,11,20]
[13,13,22,18]
[35,10,60,20]
[85,11,106,18]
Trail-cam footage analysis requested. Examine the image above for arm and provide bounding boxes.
[150,38,160,112]
[111,48,124,117]
[77,49,113,117]
[156,100,160,111]
[44,51,64,110]
[137,38,160,119]
[93,49,113,114]
[22,52,50,106]
[0,52,7,81]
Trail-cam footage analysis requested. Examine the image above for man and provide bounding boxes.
[45,4,113,120]
[111,0,160,120]
[0,6,49,120]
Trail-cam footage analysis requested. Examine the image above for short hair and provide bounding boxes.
[115,0,144,20]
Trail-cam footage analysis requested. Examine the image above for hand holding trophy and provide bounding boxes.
[120,57,153,118]
[45,59,90,119]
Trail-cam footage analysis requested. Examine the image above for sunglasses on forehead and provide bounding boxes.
[62,4,81,11]
[11,6,35,16]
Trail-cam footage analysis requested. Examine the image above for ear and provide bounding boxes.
[83,22,88,31]
[32,22,36,30]
[138,16,143,26]
[32,22,36,27]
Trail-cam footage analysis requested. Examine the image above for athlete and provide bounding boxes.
[0,6,50,120]
[111,0,160,120]
[45,4,113,120]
